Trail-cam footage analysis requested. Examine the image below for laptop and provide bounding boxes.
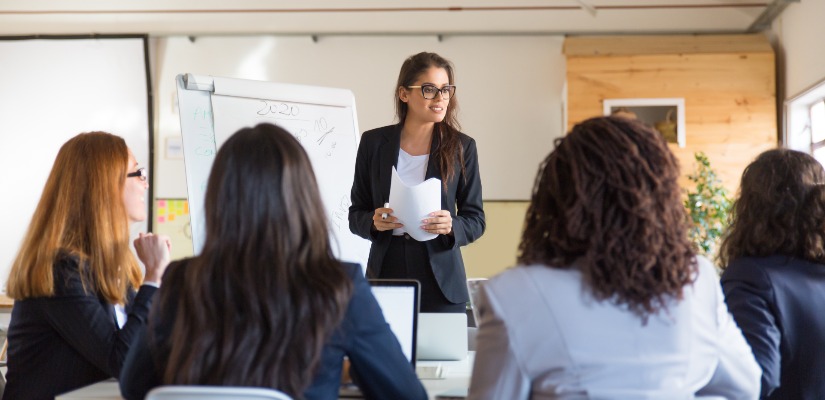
[417,312,468,361]
[368,279,420,366]
[339,279,420,398]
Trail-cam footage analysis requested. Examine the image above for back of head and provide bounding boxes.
[163,123,352,396]
[519,116,696,319]
[719,148,825,265]
[7,131,140,303]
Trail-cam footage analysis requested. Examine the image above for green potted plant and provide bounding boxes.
[684,152,731,259]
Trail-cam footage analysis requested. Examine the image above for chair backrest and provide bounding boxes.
[466,278,488,327]
[146,386,293,400]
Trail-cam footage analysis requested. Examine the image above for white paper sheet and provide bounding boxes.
[388,167,442,242]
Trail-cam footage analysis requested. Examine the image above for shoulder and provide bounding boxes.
[456,131,476,147]
[52,252,82,276]
[157,258,193,292]
[489,264,575,291]
[721,256,777,286]
[361,125,398,143]
[339,262,364,282]
[51,252,87,295]
[485,265,577,311]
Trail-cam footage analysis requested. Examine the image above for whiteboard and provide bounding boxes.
[0,37,151,293]
[176,74,370,270]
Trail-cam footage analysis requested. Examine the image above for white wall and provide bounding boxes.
[772,0,825,149]
[151,35,567,201]
[772,0,825,99]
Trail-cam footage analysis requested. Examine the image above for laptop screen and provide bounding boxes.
[369,279,419,366]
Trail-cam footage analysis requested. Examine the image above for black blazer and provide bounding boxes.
[119,260,427,400]
[3,254,157,400]
[721,255,825,399]
[348,124,485,303]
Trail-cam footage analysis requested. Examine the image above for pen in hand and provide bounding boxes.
[381,202,389,220]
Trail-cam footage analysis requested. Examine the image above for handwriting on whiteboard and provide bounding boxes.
[255,100,338,158]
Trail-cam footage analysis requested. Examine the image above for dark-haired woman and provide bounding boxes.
[720,149,825,399]
[468,117,759,399]
[120,124,426,400]
[349,52,485,313]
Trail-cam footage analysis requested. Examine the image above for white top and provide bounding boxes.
[114,304,126,329]
[393,149,429,236]
[468,256,760,400]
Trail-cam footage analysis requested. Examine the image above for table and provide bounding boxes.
[57,353,474,400]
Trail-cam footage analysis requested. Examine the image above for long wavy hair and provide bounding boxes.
[160,123,352,397]
[395,52,465,189]
[6,132,141,304]
[719,149,825,266]
[518,116,696,319]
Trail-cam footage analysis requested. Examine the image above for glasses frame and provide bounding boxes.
[127,167,148,182]
[406,84,457,100]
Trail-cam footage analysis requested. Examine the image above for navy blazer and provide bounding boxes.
[119,260,426,400]
[3,254,157,400]
[348,124,485,303]
[721,255,825,399]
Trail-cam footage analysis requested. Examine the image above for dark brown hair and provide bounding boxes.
[719,148,825,266]
[518,116,696,319]
[161,124,352,397]
[395,52,464,188]
[7,132,142,303]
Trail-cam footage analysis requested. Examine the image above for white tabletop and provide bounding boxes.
[56,353,474,400]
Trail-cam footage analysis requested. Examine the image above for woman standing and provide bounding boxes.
[120,124,425,400]
[469,117,759,399]
[4,132,170,400]
[720,149,825,399]
[349,52,485,313]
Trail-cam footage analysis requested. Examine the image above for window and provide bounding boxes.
[811,100,825,164]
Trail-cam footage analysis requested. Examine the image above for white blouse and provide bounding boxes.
[393,149,429,236]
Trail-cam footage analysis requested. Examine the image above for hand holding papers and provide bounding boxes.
[389,167,441,241]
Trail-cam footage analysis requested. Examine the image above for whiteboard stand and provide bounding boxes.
[175,74,370,272]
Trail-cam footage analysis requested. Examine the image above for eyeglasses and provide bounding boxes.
[127,167,147,182]
[407,84,456,100]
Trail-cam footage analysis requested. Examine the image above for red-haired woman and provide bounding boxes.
[4,132,170,400]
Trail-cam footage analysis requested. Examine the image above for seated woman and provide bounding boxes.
[468,116,760,399]
[4,132,171,400]
[119,123,426,400]
[719,149,825,399]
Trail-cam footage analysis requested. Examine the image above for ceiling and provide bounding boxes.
[0,1,781,36]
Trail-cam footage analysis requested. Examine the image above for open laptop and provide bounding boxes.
[368,279,420,366]
[340,279,420,398]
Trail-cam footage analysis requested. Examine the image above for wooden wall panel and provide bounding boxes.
[565,36,777,193]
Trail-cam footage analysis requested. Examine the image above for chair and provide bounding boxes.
[146,385,293,400]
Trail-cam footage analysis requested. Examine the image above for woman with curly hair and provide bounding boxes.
[468,116,759,399]
[720,149,825,399]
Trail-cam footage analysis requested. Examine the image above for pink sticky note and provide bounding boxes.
[158,200,167,207]
[158,216,166,223]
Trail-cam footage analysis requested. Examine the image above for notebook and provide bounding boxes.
[417,312,468,361]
